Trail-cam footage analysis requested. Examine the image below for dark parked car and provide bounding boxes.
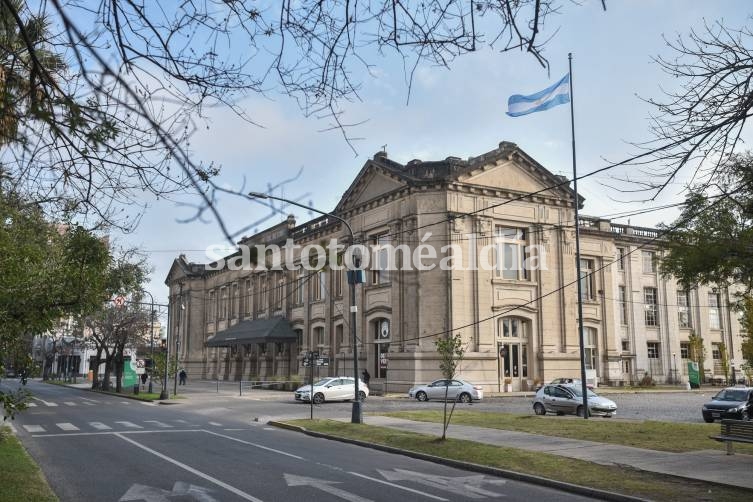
[701,387,753,423]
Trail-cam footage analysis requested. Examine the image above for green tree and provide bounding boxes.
[718,343,730,384]
[435,334,466,440]
[740,297,753,384]
[149,352,178,393]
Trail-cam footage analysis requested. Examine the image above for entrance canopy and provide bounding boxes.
[205,317,297,347]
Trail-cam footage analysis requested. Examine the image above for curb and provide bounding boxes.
[41,381,171,404]
[267,421,648,502]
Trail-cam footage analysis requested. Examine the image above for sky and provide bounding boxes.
[120,1,749,317]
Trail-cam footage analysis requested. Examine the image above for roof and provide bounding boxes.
[205,317,298,347]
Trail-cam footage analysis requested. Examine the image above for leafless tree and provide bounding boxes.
[1,1,599,242]
[609,18,753,199]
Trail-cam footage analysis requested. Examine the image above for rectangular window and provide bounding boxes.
[219,287,228,319]
[372,233,391,285]
[642,251,656,274]
[334,268,343,298]
[579,258,595,301]
[314,327,325,347]
[257,275,267,313]
[618,286,628,325]
[335,324,344,350]
[584,327,597,370]
[274,276,284,310]
[208,290,215,321]
[616,247,626,271]
[680,342,689,360]
[644,287,658,327]
[677,290,691,328]
[647,342,660,359]
[295,269,305,306]
[708,292,721,329]
[244,278,252,316]
[320,270,327,300]
[495,227,528,280]
[621,340,630,352]
[231,283,238,319]
[712,343,721,360]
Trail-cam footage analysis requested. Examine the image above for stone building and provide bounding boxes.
[165,142,746,392]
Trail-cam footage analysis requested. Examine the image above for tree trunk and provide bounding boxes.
[442,384,449,440]
[115,355,123,393]
[102,360,111,391]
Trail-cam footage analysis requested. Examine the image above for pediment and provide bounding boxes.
[164,258,190,285]
[335,162,408,212]
[458,159,569,199]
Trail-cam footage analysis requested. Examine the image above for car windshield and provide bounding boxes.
[714,389,748,401]
[312,379,334,387]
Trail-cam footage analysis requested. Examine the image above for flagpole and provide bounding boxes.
[569,53,589,419]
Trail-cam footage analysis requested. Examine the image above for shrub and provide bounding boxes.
[638,375,656,387]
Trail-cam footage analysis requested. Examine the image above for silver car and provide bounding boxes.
[408,379,484,403]
[532,384,617,417]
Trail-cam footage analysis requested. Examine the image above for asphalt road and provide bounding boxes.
[5,380,598,502]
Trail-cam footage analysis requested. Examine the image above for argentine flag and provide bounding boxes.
[507,73,570,117]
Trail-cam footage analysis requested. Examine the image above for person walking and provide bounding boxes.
[179,368,187,385]
[361,369,371,386]
[140,372,148,390]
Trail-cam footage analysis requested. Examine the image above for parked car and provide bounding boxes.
[549,377,594,390]
[533,384,617,417]
[408,379,483,403]
[701,386,753,423]
[294,377,368,404]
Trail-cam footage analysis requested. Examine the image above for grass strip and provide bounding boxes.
[0,427,57,502]
[284,419,752,502]
[380,409,753,455]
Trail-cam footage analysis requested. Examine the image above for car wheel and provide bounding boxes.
[416,391,428,402]
[703,415,714,423]
[741,410,750,421]
[458,392,471,403]
[576,405,585,417]
[533,403,546,416]
[358,391,367,401]
[313,393,325,405]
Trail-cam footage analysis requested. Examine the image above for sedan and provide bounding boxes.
[533,384,617,417]
[408,379,483,403]
[294,377,369,404]
[701,387,753,423]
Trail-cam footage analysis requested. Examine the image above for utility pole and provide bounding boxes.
[173,283,183,396]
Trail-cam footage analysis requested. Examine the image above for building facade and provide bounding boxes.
[165,142,746,392]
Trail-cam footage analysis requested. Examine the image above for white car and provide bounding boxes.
[408,379,484,403]
[294,377,369,404]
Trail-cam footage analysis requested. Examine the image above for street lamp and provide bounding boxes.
[139,289,156,394]
[248,191,364,424]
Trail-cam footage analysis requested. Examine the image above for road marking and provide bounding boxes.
[143,420,172,428]
[80,398,99,403]
[56,423,80,431]
[114,433,265,502]
[89,422,112,430]
[208,421,222,427]
[201,430,304,459]
[120,482,219,502]
[64,401,77,406]
[348,472,449,501]
[120,401,131,405]
[32,397,57,407]
[27,402,37,407]
[115,421,143,429]
[285,473,372,502]
[81,401,95,406]
[23,425,45,433]
[378,469,506,499]
[173,419,188,423]
[32,429,202,438]
[263,427,275,431]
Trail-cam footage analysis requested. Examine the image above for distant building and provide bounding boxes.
[165,142,746,391]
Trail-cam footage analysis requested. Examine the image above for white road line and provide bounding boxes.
[89,422,112,430]
[348,472,449,501]
[173,419,188,423]
[32,429,202,438]
[114,433,265,502]
[80,398,99,403]
[115,421,143,429]
[32,397,57,407]
[120,401,131,405]
[56,423,80,431]
[81,402,95,406]
[143,420,172,428]
[27,402,37,407]
[208,422,222,427]
[64,401,77,406]
[23,425,45,433]
[201,430,304,460]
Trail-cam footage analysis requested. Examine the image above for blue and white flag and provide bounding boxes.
[506,73,570,117]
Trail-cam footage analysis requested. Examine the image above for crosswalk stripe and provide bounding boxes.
[56,423,80,431]
[64,402,77,406]
[120,401,131,405]
[89,422,112,430]
[208,422,222,427]
[80,398,99,403]
[115,421,142,429]
[81,401,95,406]
[27,402,37,407]
[143,420,172,428]
[173,419,188,423]
[23,425,45,433]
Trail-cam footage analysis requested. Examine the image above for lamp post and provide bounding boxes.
[160,294,171,400]
[248,191,364,423]
[139,289,156,394]
[672,352,677,385]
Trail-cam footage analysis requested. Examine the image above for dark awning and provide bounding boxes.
[206,317,298,347]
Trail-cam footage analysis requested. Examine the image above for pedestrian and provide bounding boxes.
[361,369,370,386]
[179,368,187,385]
[140,372,148,390]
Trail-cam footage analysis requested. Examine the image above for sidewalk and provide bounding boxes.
[347,415,753,491]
